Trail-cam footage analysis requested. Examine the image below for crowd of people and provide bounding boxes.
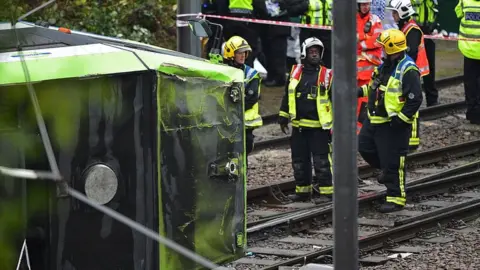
[202,0,480,214]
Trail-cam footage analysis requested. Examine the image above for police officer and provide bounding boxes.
[387,0,431,150]
[278,37,333,202]
[358,29,423,213]
[223,36,263,162]
[223,0,260,67]
[411,0,439,106]
[455,0,480,125]
[282,0,332,68]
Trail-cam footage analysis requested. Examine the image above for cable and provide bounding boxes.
[5,2,224,269]
[67,187,220,269]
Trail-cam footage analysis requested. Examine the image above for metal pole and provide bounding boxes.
[332,0,358,269]
[177,0,202,56]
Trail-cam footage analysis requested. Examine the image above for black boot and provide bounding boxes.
[378,202,404,213]
[287,193,311,202]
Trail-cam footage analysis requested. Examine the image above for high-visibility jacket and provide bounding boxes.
[357,12,383,82]
[401,18,430,76]
[411,0,438,25]
[301,0,333,26]
[455,0,480,60]
[360,55,420,125]
[279,64,333,129]
[229,0,253,12]
[244,65,263,128]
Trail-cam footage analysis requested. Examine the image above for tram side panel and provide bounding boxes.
[157,71,247,270]
[16,71,159,270]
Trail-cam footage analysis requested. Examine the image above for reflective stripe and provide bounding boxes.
[279,111,289,118]
[319,186,333,195]
[296,185,312,194]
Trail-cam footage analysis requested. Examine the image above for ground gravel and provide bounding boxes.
[362,218,480,270]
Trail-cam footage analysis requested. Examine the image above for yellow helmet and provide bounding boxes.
[223,36,251,60]
[376,29,408,55]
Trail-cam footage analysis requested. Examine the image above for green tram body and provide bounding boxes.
[0,22,246,270]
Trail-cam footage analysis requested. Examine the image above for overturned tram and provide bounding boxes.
[0,22,247,270]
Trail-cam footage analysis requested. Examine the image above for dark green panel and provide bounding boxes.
[438,0,460,34]
[157,73,246,270]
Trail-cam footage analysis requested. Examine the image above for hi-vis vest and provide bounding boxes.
[301,0,332,26]
[411,0,438,25]
[363,55,420,125]
[401,19,430,77]
[229,0,253,12]
[244,65,263,128]
[455,0,480,60]
[285,64,333,129]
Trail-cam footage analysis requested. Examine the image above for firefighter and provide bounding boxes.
[358,29,423,213]
[278,37,333,202]
[455,0,480,125]
[282,0,333,68]
[223,36,263,164]
[387,0,431,150]
[411,0,439,107]
[356,0,383,135]
[223,0,259,67]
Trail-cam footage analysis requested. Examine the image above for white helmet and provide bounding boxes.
[301,37,324,60]
[386,0,416,19]
[357,0,372,3]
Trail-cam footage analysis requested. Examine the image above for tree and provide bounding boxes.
[0,0,178,49]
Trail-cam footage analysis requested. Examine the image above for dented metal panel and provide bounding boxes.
[156,69,246,269]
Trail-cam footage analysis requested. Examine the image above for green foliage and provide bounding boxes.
[0,0,178,49]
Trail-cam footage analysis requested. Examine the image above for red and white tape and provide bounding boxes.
[177,13,479,43]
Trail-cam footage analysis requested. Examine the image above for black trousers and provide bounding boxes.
[464,56,480,123]
[422,39,438,105]
[223,15,259,67]
[260,30,288,83]
[246,128,254,169]
[300,28,332,69]
[358,119,410,206]
[290,128,332,195]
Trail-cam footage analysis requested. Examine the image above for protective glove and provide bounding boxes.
[278,116,290,134]
[390,116,410,129]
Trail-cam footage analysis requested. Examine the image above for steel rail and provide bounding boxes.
[259,171,480,269]
[262,200,480,269]
[247,167,480,233]
[247,139,480,203]
[246,159,480,228]
[260,74,464,126]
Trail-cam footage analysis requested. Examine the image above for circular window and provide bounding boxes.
[83,164,118,205]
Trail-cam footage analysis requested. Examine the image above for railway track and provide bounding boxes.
[254,75,465,153]
[229,164,480,269]
[247,139,480,204]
